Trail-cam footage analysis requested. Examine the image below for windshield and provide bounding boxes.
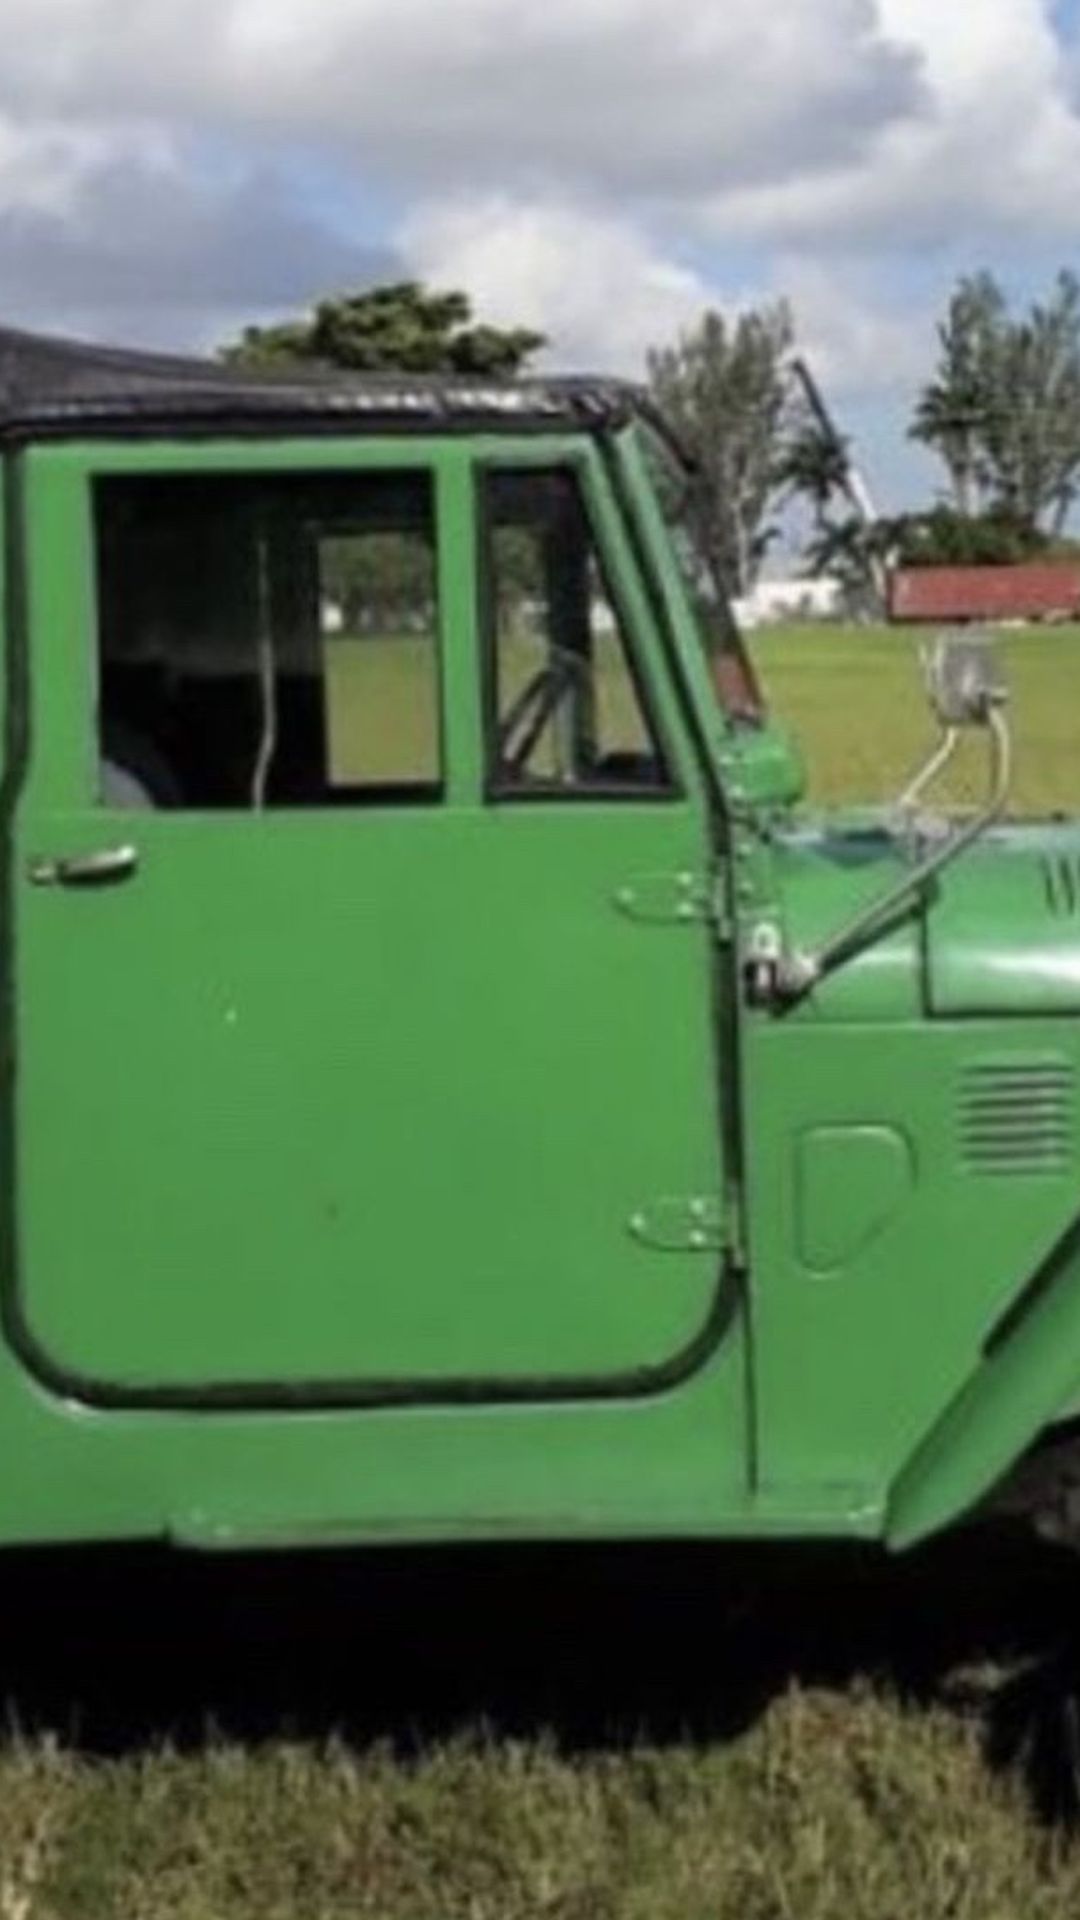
[639,416,766,725]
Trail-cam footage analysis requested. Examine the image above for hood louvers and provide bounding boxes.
[960,1058,1074,1176]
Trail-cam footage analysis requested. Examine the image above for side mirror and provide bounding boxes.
[923,631,1007,730]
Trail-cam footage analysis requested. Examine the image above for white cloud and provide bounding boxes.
[1,0,1074,255]
[706,0,1080,243]
[0,125,388,348]
[0,114,132,218]
[0,0,1074,467]
[0,0,920,198]
[402,197,718,372]
[403,193,925,398]
[779,258,931,395]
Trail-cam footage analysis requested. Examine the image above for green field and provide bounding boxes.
[9,623,1080,1916]
[324,620,1080,812]
[752,621,1080,815]
[324,626,654,786]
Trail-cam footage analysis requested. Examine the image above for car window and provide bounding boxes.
[482,466,671,797]
[94,470,441,808]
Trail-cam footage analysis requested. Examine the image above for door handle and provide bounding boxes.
[27,844,139,888]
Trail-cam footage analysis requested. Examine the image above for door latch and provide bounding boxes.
[27,844,139,888]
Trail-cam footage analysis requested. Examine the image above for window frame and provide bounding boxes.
[475,451,682,806]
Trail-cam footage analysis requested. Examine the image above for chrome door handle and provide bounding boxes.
[28,844,139,888]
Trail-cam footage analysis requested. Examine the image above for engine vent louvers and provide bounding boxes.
[1042,855,1080,916]
[960,1058,1074,1176]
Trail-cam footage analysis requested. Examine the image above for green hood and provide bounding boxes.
[927,826,1080,1016]
[774,820,1080,1021]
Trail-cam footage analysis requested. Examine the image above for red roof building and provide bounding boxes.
[889,563,1080,625]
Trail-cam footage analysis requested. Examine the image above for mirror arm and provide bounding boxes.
[774,705,1011,1004]
[895,725,961,814]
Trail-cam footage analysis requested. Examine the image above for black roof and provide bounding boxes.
[0,325,640,441]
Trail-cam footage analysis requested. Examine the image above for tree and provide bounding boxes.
[222,281,545,377]
[911,273,1005,519]
[985,273,1080,535]
[775,413,852,542]
[647,303,795,601]
[880,503,1050,569]
[804,512,883,615]
[772,366,893,614]
[222,282,544,641]
[912,271,1080,536]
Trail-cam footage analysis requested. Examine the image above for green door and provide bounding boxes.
[9,437,727,1405]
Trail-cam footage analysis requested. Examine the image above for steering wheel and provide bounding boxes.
[497,650,589,778]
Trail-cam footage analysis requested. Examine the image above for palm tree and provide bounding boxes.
[776,418,851,538]
[910,273,1006,518]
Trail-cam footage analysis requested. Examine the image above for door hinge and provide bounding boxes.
[613,870,735,942]
[722,1178,748,1269]
[628,1196,725,1252]
[613,871,711,925]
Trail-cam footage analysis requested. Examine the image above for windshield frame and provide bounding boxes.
[607,414,767,731]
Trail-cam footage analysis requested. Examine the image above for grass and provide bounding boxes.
[750,621,1080,815]
[323,626,650,786]
[3,1691,1079,1920]
[325,637,440,786]
[12,621,1080,1913]
[0,1535,1079,1919]
[324,620,1080,813]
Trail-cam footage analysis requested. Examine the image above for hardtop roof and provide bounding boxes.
[0,324,642,441]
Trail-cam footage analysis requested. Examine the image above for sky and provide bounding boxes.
[1,0,1079,508]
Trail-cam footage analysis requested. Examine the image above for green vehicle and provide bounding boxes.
[1,323,1078,1561]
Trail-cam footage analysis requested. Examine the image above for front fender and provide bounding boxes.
[887,1217,1080,1548]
